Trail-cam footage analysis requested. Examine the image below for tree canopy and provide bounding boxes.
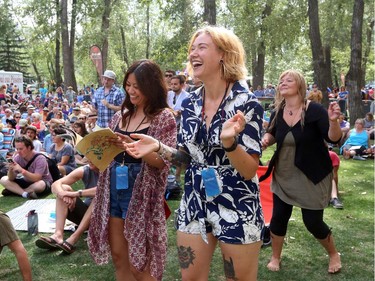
[2,0,374,95]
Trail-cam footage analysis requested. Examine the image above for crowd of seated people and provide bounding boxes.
[0,84,102,265]
[340,118,372,160]
[0,83,101,200]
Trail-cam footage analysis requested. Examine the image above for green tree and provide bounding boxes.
[0,1,29,73]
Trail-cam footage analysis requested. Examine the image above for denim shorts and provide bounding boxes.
[110,162,141,219]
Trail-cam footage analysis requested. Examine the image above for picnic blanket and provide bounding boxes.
[6,199,75,233]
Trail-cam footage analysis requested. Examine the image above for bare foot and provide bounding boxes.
[267,256,281,271]
[328,252,342,274]
[49,235,63,245]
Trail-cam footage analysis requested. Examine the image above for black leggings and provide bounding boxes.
[270,194,331,240]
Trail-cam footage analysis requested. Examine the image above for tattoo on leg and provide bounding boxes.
[223,256,238,281]
[177,245,195,269]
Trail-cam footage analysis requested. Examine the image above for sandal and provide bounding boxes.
[35,236,60,249]
[57,240,76,254]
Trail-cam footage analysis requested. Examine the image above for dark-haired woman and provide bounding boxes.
[72,120,89,137]
[49,127,76,176]
[88,60,176,281]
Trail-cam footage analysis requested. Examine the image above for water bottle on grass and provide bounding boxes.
[27,210,38,235]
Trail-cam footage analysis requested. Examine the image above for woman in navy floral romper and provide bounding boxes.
[127,26,264,281]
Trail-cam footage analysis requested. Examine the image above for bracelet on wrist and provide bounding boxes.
[156,140,161,153]
[223,137,238,152]
[78,190,83,197]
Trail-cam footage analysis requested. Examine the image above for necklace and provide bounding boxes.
[201,83,229,122]
[284,106,299,116]
[285,106,302,127]
[125,114,147,132]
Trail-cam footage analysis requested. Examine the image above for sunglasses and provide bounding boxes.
[165,74,173,77]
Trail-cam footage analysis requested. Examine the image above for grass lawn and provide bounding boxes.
[0,146,373,281]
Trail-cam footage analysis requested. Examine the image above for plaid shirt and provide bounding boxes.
[93,85,124,128]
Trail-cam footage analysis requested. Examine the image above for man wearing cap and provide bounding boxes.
[21,105,35,122]
[17,119,29,137]
[69,107,81,123]
[26,126,43,152]
[65,86,76,105]
[92,70,124,129]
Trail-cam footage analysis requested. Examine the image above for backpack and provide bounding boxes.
[165,174,182,200]
[25,153,62,182]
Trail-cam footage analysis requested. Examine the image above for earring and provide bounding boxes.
[220,59,224,64]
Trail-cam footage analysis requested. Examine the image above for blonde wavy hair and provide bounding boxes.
[187,26,247,83]
[268,69,307,132]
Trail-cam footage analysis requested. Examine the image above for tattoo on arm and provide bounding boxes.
[159,144,191,167]
[177,245,195,269]
[223,256,238,281]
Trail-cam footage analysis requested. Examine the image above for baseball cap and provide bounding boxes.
[102,70,116,80]
[43,107,49,111]
[6,119,16,127]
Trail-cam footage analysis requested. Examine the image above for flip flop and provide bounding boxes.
[57,240,76,254]
[35,236,60,249]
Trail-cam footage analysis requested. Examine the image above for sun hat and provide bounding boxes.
[26,125,37,133]
[19,119,29,127]
[102,70,116,80]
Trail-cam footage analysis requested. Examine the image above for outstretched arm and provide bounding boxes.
[126,133,191,167]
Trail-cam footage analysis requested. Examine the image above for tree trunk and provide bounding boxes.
[54,0,62,86]
[308,0,331,108]
[203,0,216,25]
[60,0,77,90]
[145,3,150,59]
[346,0,364,125]
[101,0,113,74]
[252,43,265,90]
[69,0,77,90]
[361,19,374,87]
[251,4,271,90]
[120,26,129,70]
[32,62,41,84]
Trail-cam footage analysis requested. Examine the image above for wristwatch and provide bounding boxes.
[223,137,238,152]
[78,190,83,197]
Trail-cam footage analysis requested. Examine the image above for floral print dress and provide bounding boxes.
[175,81,265,244]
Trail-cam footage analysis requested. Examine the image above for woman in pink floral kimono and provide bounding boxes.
[88,59,177,281]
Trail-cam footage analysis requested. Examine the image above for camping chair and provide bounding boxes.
[1,128,15,156]
[257,166,273,225]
